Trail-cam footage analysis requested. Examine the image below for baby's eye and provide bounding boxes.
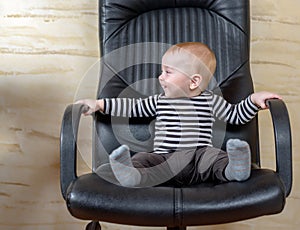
[161,69,173,75]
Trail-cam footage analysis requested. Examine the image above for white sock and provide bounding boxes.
[225,139,251,181]
[109,145,141,187]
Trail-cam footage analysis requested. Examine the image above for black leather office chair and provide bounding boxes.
[60,0,292,229]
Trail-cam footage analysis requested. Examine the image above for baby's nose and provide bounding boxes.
[159,73,164,81]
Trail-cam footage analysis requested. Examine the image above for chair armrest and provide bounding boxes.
[60,103,88,200]
[266,99,292,197]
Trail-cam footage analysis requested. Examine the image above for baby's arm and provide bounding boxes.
[75,99,104,116]
[75,95,158,118]
[250,91,282,110]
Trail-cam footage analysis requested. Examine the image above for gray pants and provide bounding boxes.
[131,146,229,187]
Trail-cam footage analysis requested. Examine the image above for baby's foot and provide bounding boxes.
[109,145,141,187]
[225,139,251,181]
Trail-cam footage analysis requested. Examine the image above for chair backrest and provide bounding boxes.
[94,0,260,169]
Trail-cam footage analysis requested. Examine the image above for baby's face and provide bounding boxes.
[158,64,192,98]
[160,45,214,95]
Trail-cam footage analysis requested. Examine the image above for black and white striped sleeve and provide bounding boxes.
[212,94,260,125]
[103,95,158,118]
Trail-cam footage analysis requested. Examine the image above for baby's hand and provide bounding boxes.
[250,91,282,109]
[75,99,103,116]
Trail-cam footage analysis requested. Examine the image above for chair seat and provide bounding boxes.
[66,168,285,227]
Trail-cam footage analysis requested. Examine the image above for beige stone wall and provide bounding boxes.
[0,0,299,229]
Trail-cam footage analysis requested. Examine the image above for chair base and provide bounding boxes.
[86,221,101,230]
[85,221,186,230]
[167,227,186,230]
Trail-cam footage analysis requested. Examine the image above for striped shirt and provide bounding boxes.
[103,91,259,154]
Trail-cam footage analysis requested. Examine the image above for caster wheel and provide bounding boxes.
[86,221,101,230]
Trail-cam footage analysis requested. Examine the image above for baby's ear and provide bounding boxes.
[190,74,202,90]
